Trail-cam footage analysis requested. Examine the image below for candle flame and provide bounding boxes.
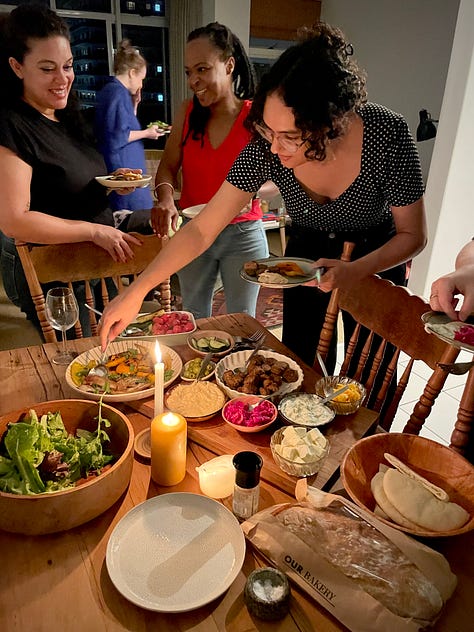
[155,340,162,364]
[163,412,181,427]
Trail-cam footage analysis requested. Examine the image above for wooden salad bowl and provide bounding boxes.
[0,399,133,535]
[341,432,474,537]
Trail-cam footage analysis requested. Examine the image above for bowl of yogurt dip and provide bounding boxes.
[278,393,335,428]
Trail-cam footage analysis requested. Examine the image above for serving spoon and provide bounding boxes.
[84,303,143,336]
[318,384,350,405]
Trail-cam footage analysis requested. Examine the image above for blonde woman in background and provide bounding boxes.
[95,39,163,212]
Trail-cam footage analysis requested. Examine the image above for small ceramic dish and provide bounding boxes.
[186,329,235,357]
[180,357,216,382]
[222,395,277,433]
[278,393,335,427]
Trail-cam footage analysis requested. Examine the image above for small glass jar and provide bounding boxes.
[232,451,263,521]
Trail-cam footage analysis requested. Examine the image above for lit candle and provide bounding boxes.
[150,412,187,486]
[154,340,164,418]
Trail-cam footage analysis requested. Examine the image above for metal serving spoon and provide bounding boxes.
[84,303,143,336]
[319,384,350,405]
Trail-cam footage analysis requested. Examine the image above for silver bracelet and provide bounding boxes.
[154,182,175,195]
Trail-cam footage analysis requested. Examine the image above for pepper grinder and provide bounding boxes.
[232,451,263,521]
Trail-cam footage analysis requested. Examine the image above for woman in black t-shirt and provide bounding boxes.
[0,5,150,330]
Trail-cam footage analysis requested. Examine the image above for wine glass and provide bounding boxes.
[45,287,79,365]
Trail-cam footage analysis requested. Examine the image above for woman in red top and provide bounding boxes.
[152,22,268,319]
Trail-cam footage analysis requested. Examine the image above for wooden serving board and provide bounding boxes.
[128,395,379,496]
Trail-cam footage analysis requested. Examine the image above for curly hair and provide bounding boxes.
[114,39,146,75]
[246,22,367,161]
[0,4,93,143]
[184,22,256,146]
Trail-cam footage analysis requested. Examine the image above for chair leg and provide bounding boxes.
[449,366,474,457]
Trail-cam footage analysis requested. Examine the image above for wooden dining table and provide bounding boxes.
[0,313,472,632]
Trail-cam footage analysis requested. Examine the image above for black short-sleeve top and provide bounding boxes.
[0,100,109,220]
[226,102,424,232]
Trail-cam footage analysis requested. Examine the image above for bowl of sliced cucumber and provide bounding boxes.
[186,329,235,357]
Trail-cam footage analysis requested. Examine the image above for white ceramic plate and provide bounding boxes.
[240,256,320,289]
[95,174,152,189]
[65,340,182,402]
[106,493,246,612]
[422,311,474,353]
[215,348,303,399]
[181,203,206,219]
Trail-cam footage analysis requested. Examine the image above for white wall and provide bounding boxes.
[201,0,250,49]
[410,0,474,297]
[320,0,459,184]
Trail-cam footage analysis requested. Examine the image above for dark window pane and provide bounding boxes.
[66,18,110,109]
[57,1,112,11]
[120,1,165,16]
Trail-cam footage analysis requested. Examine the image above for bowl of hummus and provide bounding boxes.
[165,381,226,422]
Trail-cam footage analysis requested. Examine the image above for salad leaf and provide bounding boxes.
[0,404,114,495]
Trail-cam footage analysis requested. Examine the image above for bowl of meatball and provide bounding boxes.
[215,350,303,400]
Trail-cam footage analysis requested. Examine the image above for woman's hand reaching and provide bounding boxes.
[151,200,180,238]
[98,286,146,348]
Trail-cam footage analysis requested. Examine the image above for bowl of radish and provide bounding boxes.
[119,310,196,347]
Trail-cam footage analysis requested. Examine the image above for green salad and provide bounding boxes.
[0,404,114,495]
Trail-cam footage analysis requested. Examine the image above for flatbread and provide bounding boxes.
[370,472,420,529]
[383,468,469,532]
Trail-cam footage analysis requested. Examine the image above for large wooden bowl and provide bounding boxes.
[0,400,134,535]
[341,433,474,537]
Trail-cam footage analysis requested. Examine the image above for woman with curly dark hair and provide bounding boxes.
[100,23,427,367]
[152,22,268,319]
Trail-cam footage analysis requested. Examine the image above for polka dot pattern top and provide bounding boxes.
[226,103,424,232]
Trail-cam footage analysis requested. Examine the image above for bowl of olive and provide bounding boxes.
[180,356,216,381]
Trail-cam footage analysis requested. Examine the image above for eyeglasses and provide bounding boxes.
[254,122,307,154]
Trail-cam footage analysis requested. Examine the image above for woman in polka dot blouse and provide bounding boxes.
[99,23,427,365]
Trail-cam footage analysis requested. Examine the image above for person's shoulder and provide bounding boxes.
[360,102,406,124]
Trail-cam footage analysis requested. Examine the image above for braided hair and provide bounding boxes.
[184,22,256,145]
[246,22,367,162]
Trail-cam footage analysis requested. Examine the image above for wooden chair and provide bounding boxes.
[16,233,171,343]
[314,245,474,455]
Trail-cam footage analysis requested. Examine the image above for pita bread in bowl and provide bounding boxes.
[341,433,474,537]
[0,399,133,535]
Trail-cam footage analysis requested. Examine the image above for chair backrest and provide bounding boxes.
[315,268,462,436]
[16,233,170,343]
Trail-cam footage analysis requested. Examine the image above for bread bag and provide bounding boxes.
[241,483,457,632]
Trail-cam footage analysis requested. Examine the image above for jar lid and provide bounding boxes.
[233,451,263,489]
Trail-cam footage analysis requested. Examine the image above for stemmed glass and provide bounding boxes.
[45,287,79,365]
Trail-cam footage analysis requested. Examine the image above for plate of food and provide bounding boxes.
[240,257,320,288]
[421,311,474,352]
[66,340,182,402]
[118,309,196,346]
[95,173,152,189]
[147,120,172,134]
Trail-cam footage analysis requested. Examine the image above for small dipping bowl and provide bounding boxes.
[244,567,291,620]
[195,454,235,499]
